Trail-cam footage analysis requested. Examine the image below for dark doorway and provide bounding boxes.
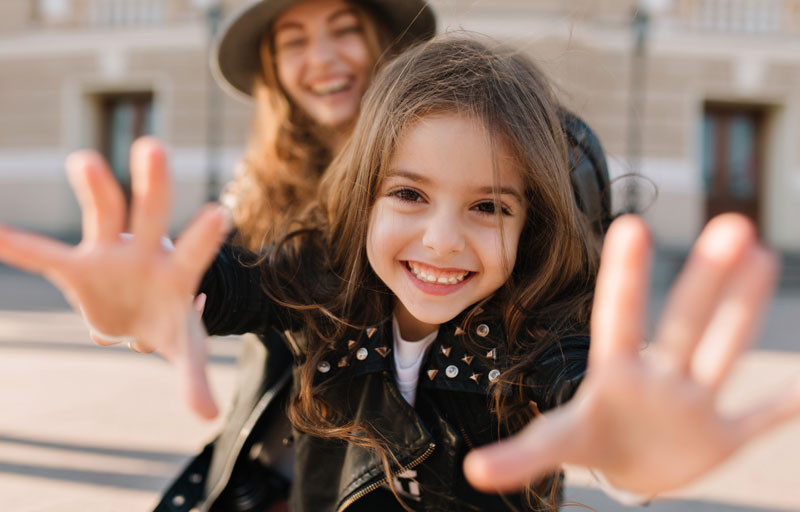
[702,103,766,229]
[97,92,154,197]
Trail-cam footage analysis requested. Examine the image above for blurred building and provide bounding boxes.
[1,0,799,253]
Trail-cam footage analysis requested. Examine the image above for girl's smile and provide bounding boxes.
[404,260,474,294]
[367,112,527,340]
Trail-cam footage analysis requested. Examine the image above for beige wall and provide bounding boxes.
[1,0,799,251]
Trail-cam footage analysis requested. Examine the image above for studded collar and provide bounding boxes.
[313,314,509,397]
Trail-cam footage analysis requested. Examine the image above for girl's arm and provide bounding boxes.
[464,214,800,497]
[0,137,229,419]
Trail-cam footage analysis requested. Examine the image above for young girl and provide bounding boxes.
[0,36,795,511]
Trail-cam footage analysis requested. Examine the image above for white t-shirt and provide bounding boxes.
[391,315,438,407]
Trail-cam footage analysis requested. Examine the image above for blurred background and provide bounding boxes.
[0,1,799,511]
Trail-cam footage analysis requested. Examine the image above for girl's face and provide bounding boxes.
[272,0,372,128]
[367,113,527,340]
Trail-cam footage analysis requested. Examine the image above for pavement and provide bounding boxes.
[0,265,798,512]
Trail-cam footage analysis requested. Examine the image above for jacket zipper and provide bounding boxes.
[335,442,436,512]
[457,423,474,450]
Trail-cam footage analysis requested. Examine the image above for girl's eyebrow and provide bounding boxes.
[385,169,524,203]
[274,8,357,34]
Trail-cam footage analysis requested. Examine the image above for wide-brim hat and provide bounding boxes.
[212,0,437,102]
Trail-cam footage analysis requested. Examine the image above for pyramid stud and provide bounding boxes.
[454,326,465,336]
[348,340,357,349]
[356,347,368,360]
[375,346,390,358]
[427,369,439,380]
[366,327,378,338]
[486,348,497,360]
[461,354,474,365]
[469,372,483,384]
[338,357,349,368]
[440,345,452,357]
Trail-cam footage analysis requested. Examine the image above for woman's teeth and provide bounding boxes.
[310,78,352,95]
[407,262,470,284]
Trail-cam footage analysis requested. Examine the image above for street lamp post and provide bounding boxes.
[625,6,650,214]
[192,0,224,202]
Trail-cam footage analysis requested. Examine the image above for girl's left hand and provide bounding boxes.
[463,214,800,496]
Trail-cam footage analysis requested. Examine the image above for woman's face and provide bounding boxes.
[272,0,372,128]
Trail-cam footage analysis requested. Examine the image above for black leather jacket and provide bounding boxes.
[154,110,607,512]
[156,245,589,512]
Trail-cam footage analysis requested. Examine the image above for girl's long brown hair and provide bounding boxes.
[265,35,601,510]
[224,2,394,250]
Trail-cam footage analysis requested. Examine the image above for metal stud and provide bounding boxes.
[338,357,349,368]
[440,345,452,357]
[488,369,501,382]
[375,346,390,358]
[172,495,186,507]
[486,348,497,360]
[445,365,459,378]
[427,369,439,380]
[366,327,378,338]
[317,361,331,373]
[454,326,465,336]
[348,340,357,349]
[469,372,483,384]
[461,354,474,365]
[189,473,203,484]
[356,347,369,360]
[476,323,490,337]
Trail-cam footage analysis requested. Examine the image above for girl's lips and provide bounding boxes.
[402,261,474,296]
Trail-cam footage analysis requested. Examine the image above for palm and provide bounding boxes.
[465,215,800,496]
[0,138,228,418]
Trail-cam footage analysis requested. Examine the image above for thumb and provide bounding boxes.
[463,406,580,492]
[172,310,218,419]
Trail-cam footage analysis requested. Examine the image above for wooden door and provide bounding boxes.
[702,105,765,227]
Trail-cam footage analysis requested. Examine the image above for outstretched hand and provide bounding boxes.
[463,214,800,496]
[0,137,230,418]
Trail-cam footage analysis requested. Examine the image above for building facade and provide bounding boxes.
[1,0,799,252]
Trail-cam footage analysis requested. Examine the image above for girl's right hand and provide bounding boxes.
[0,137,230,418]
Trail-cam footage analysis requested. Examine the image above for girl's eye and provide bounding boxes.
[473,201,512,216]
[389,188,424,203]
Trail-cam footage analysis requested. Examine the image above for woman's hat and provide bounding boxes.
[212,0,437,101]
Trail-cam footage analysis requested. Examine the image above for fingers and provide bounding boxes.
[734,380,800,442]
[129,137,172,252]
[653,214,756,374]
[0,224,72,275]
[691,245,778,391]
[589,215,651,367]
[65,150,126,245]
[463,406,582,492]
[173,204,231,287]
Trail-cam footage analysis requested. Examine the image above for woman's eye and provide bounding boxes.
[389,188,424,203]
[277,37,306,50]
[473,201,511,216]
[334,24,362,36]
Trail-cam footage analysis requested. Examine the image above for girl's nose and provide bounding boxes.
[422,210,466,256]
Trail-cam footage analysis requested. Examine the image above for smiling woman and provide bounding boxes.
[215,0,436,250]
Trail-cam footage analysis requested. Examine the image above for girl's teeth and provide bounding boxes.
[408,262,468,284]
